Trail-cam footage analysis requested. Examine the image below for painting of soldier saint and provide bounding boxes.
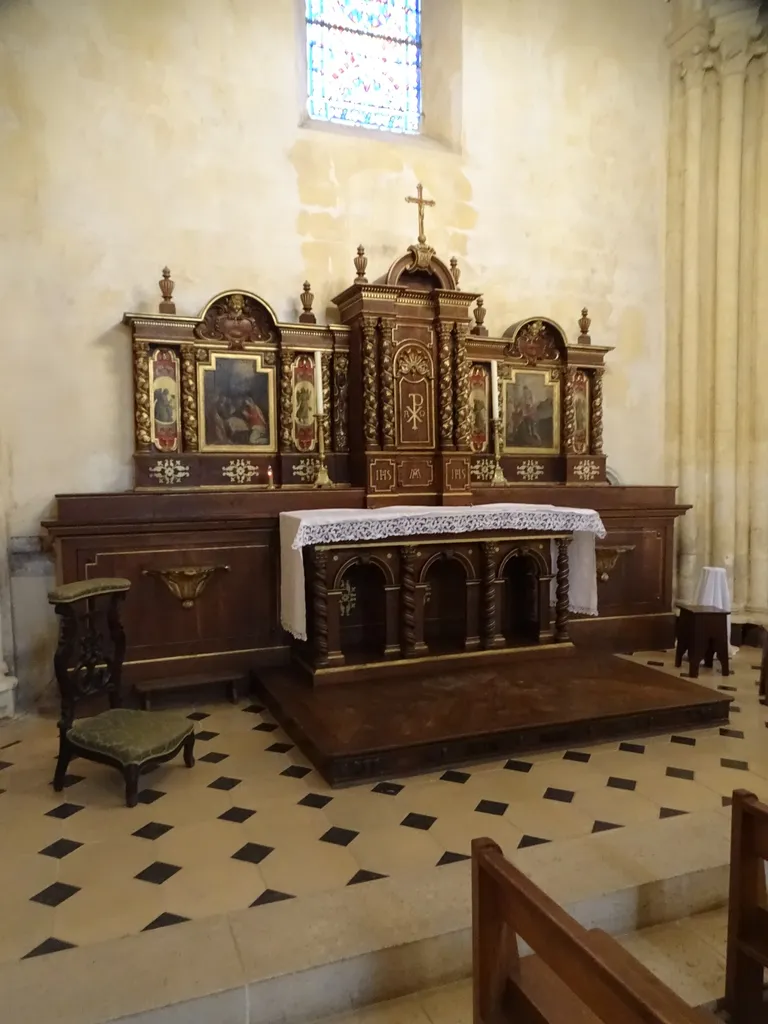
[469,364,490,452]
[503,369,559,454]
[199,353,276,452]
[149,347,180,453]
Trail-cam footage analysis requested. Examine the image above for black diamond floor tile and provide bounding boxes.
[372,782,403,796]
[666,767,694,781]
[518,835,550,849]
[135,861,181,885]
[720,727,745,739]
[475,799,508,816]
[718,685,737,692]
[299,793,333,809]
[208,776,241,791]
[320,827,358,847]
[243,704,265,715]
[187,712,210,721]
[253,722,279,733]
[660,807,688,819]
[348,869,387,885]
[219,806,256,823]
[199,751,229,764]
[194,730,219,741]
[281,765,312,779]
[592,820,622,833]
[670,735,696,746]
[544,787,574,804]
[22,937,76,958]
[504,759,533,773]
[0,739,21,749]
[133,821,174,840]
[60,773,85,788]
[722,795,733,807]
[143,912,190,930]
[441,770,470,783]
[721,758,749,771]
[233,842,274,865]
[607,776,636,791]
[251,888,295,906]
[39,838,83,859]
[136,789,166,805]
[45,802,84,820]
[563,751,590,763]
[0,760,12,771]
[731,705,742,713]
[31,882,80,907]
[619,742,646,754]
[266,742,293,754]
[646,660,665,667]
[401,812,437,830]
[437,851,471,866]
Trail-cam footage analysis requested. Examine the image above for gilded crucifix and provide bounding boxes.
[405,183,435,245]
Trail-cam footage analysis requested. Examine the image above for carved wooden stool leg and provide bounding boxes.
[52,734,73,792]
[183,732,196,768]
[554,538,570,643]
[124,764,140,808]
[716,616,730,677]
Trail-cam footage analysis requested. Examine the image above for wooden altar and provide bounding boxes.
[44,185,690,692]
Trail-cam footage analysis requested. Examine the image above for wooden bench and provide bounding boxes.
[725,789,768,1023]
[472,837,716,1024]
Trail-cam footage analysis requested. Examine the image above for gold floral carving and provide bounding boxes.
[362,315,379,448]
[333,352,349,452]
[133,340,152,451]
[194,293,273,349]
[143,565,229,609]
[179,343,199,451]
[321,353,332,450]
[437,321,454,449]
[454,323,471,450]
[279,351,294,451]
[380,318,396,449]
[564,368,576,454]
[595,545,635,583]
[591,369,604,455]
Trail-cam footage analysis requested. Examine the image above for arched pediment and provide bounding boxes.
[382,244,456,292]
[502,317,568,364]
[195,290,278,347]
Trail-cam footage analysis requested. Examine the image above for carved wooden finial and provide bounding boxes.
[470,296,488,337]
[354,244,368,284]
[158,266,176,314]
[449,256,461,287]
[299,281,316,323]
[578,306,592,344]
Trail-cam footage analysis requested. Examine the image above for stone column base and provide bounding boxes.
[0,668,18,718]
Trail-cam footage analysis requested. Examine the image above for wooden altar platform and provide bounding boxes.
[256,649,730,786]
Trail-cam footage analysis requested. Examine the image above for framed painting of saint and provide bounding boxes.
[198,351,277,453]
[149,347,181,453]
[502,368,560,455]
[469,364,490,452]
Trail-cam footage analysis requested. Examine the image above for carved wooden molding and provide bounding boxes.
[133,340,152,452]
[591,369,604,455]
[179,343,199,451]
[454,324,471,451]
[437,321,455,450]
[143,565,230,608]
[362,316,380,449]
[380,317,396,449]
[279,351,294,452]
[333,352,349,452]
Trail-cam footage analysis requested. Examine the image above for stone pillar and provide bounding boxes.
[0,428,17,717]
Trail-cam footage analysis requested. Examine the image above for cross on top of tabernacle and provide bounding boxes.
[405,183,435,245]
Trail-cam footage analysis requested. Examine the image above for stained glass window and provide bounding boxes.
[306,1,422,134]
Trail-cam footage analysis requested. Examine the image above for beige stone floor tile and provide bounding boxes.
[618,920,726,1007]
[135,786,235,827]
[240,801,333,846]
[259,837,359,896]
[234,773,314,806]
[324,788,416,831]
[58,836,159,888]
[504,797,595,842]
[569,784,661,826]
[350,823,444,876]
[0,787,67,823]
[318,994,433,1024]
[580,749,671,783]
[149,819,250,867]
[1,811,78,855]
[633,775,724,813]
[462,767,547,802]
[160,857,267,918]
[421,979,472,1024]
[428,809,523,859]
[402,779,492,818]
[685,908,728,957]
[516,754,606,789]
[695,766,768,801]
[0,896,56,962]
[59,802,150,843]
[52,877,170,946]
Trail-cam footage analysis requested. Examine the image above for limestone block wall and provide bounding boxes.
[666,0,768,612]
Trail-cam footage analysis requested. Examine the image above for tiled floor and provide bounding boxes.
[0,648,763,964]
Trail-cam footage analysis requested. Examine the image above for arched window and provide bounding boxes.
[305,1,422,134]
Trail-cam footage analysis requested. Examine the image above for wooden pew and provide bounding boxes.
[726,789,768,1022]
[472,837,716,1024]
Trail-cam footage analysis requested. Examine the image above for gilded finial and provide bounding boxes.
[354,244,368,285]
[158,266,176,314]
[299,281,316,323]
[449,256,461,287]
[578,306,592,344]
[470,296,488,337]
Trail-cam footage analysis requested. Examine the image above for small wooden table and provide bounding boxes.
[675,602,729,678]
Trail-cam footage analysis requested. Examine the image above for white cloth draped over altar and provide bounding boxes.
[279,504,606,641]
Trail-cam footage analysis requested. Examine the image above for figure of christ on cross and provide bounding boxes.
[405,183,435,245]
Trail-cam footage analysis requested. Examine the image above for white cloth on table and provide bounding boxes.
[279,503,606,641]
[694,565,737,655]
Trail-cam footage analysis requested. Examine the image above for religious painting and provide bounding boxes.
[292,354,317,452]
[469,364,490,452]
[503,368,560,455]
[198,352,277,453]
[149,347,180,453]
[572,370,590,455]
[395,342,435,450]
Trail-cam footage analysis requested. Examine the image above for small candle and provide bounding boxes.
[490,360,500,420]
[314,351,324,416]
[267,465,274,488]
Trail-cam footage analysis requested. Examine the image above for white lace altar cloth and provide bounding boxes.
[280,503,606,641]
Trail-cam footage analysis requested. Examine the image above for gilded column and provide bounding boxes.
[321,353,331,450]
[179,343,199,451]
[563,369,576,454]
[279,350,294,451]
[453,323,471,450]
[380,317,396,450]
[333,352,349,453]
[590,369,604,455]
[132,340,152,452]
[361,316,380,450]
[437,320,454,449]
[678,45,705,600]
[712,33,749,585]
